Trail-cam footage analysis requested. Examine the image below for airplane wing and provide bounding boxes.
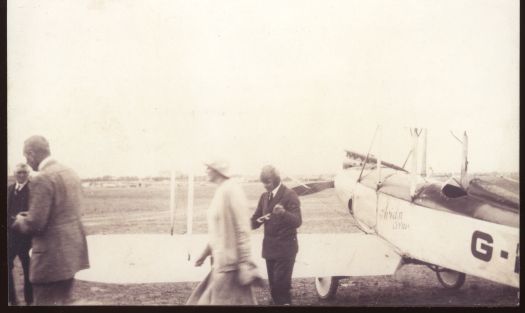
[293,233,402,277]
[467,177,520,211]
[345,150,408,173]
[76,233,402,284]
[291,181,334,196]
[76,234,211,284]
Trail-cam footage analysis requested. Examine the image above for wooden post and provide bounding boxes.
[170,168,176,236]
[185,168,194,261]
[186,112,196,260]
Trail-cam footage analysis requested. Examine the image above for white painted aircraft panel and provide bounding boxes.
[352,183,378,233]
[376,194,519,288]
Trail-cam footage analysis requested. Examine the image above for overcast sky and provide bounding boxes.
[7,0,519,178]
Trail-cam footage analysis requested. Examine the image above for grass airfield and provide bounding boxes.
[9,181,519,306]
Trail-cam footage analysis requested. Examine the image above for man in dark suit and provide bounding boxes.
[12,135,90,305]
[251,165,302,305]
[8,163,33,305]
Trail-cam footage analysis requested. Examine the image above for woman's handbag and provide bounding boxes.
[237,261,264,287]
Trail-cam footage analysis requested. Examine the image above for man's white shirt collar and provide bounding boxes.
[38,156,53,171]
[15,181,28,190]
[271,183,282,197]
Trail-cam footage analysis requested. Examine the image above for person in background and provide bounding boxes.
[8,163,33,305]
[12,135,90,305]
[187,158,261,305]
[251,165,302,305]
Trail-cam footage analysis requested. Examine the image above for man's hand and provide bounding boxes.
[256,213,271,223]
[12,212,29,233]
[238,261,264,286]
[272,204,285,215]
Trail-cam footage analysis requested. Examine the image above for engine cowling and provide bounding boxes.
[335,168,379,234]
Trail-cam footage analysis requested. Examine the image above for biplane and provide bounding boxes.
[76,127,519,302]
[300,127,519,298]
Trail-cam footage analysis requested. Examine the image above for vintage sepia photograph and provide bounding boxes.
[6,0,519,307]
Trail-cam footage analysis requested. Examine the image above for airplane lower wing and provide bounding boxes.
[75,233,402,284]
[294,234,402,278]
[76,234,210,284]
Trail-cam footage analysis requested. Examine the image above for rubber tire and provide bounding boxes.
[315,277,339,300]
[436,269,466,290]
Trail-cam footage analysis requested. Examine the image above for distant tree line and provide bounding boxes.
[79,175,209,183]
[82,176,142,182]
[7,171,519,186]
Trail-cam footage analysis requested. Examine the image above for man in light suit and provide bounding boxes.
[12,135,90,305]
[7,163,33,305]
[251,165,302,305]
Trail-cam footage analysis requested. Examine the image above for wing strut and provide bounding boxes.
[450,131,469,189]
[358,126,379,183]
[421,129,427,177]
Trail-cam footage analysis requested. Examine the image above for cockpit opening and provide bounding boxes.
[441,178,468,198]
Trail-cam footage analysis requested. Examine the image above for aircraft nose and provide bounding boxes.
[334,170,357,217]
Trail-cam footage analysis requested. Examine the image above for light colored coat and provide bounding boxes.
[187,178,259,305]
[207,178,252,272]
[14,160,90,283]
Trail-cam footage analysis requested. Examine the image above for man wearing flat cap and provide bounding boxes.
[12,135,90,305]
[251,165,302,305]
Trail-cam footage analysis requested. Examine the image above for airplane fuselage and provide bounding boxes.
[334,167,519,288]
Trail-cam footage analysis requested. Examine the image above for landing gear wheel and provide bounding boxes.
[315,277,339,299]
[436,268,466,289]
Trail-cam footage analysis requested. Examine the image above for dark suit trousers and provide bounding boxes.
[265,257,296,305]
[33,278,74,305]
[8,242,33,305]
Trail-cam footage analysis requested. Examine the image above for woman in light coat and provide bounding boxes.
[186,158,261,305]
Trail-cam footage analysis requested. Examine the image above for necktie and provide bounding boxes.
[268,192,273,203]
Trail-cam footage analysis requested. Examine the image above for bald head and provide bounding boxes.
[260,165,281,191]
[24,135,50,154]
[23,135,51,171]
